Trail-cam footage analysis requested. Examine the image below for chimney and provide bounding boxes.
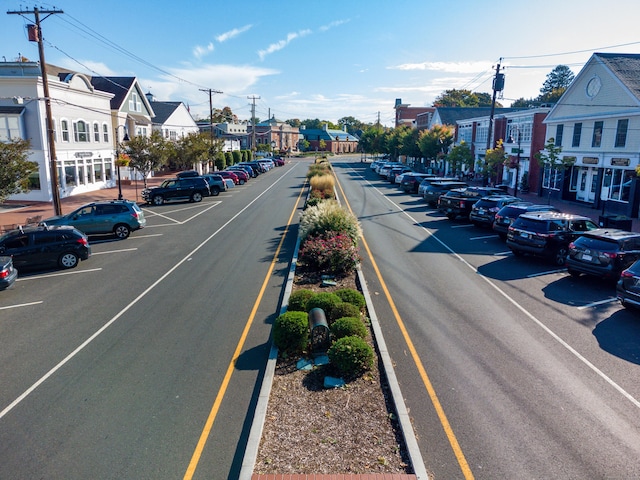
[145,92,155,103]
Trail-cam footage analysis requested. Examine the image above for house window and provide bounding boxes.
[615,119,628,147]
[572,123,582,147]
[61,120,70,142]
[28,171,41,190]
[0,115,22,141]
[555,124,564,147]
[542,164,563,190]
[73,120,89,142]
[93,122,100,142]
[607,169,634,202]
[591,121,603,147]
[129,92,141,112]
[103,123,109,142]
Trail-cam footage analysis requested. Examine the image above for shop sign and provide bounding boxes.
[611,157,630,166]
[74,151,93,158]
[582,156,598,164]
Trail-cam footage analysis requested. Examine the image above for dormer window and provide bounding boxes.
[129,92,141,113]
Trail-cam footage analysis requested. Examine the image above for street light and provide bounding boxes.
[115,126,130,200]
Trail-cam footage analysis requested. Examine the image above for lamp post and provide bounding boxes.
[115,126,130,200]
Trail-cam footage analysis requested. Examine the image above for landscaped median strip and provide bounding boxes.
[239,174,428,480]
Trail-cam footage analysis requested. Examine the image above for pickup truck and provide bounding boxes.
[437,186,506,220]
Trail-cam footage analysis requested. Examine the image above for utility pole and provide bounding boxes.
[8,7,64,215]
[248,95,260,153]
[199,88,221,170]
[484,60,504,186]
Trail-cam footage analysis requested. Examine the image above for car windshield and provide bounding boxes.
[513,218,553,233]
[575,236,619,250]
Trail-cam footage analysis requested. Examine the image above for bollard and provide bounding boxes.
[308,307,331,354]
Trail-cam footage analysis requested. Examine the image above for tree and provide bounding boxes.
[433,89,502,108]
[337,116,366,135]
[447,141,474,175]
[172,132,214,171]
[358,126,386,156]
[417,124,454,163]
[483,139,508,185]
[0,138,38,202]
[124,131,170,188]
[541,65,574,95]
[211,106,237,123]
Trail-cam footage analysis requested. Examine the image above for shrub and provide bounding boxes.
[287,289,315,312]
[310,174,335,194]
[334,288,366,310]
[298,232,360,275]
[328,335,374,377]
[299,201,361,244]
[330,302,361,322]
[331,317,367,340]
[305,292,342,320]
[273,311,309,354]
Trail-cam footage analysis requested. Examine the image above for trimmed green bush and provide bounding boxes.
[328,335,374,377]
[273,311,308,354]
[306,292,341,321]
[287,289,315,312]
[334,288,365,310]
[331,317,367,340]
[330,302,361,322]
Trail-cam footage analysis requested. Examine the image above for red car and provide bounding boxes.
[217,170,240,185]
[225,167,249,183]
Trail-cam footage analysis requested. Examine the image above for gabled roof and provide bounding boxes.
[595,52,640,99]
[149,101,182,124]
[431,107,527,126]
[89,76,137,110]
[300,128,359,142]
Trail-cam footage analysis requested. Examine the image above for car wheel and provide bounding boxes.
[152,195,164,205]
[567,268,580,278]
[498,233,507,241]
[114,224,131,239]
[59,252,79,269]
[446,213,456,220]
[239,179,245,185]
[191,191,203,202]
[554,246,569,266]
[511,249,524,257]
[210,186,220,196]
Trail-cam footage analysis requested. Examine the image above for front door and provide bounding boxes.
[576,167,597,203]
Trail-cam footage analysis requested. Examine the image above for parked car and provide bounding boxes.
[377,162,401,177]
[216,170,240,185]
[226,166,252,181]
[200,173,227,195]
[422,181,468,206]
[438,186,506,220]
[273,156,286,166]
[388,166,413,183]
[616,259,640,309]
[0,225,90,270]
[469,195,521,228]
[0,256,18,290]
[42,200,145,240]
[142,177,211,205]
[399,173,435,193]
[506,212,599,266]
[492,203,560,240]
[417,177,458,197]
[566,229,640,281]
[176,170,200,178]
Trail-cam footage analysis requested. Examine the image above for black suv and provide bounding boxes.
[506,212,599,265]
[566,229,640,281]
[422,181,467,206]
[142,177,211,205]
[469,195,520,228]
[0,225,90,270]
[492,203,560,240]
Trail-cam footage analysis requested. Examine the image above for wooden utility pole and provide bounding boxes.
[8,7,64,215]
[484,60,504,186]
[199,88,221,169]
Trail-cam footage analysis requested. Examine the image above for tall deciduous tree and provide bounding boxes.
[0,138,38,202]
[173,132,218,171]
[447,141,474,174]
[124,131,170,188]
[483,139,508,184]
[433,89,501,108]
[417,124,454,162]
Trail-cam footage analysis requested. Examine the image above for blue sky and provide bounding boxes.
[3,0,640,127]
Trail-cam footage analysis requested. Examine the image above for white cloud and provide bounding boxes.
[193,42,214,59]
[258,29,312,60]
[389,60,493,74]
[319,19,349,32]
[57,59,120,77]
[216,24,252,43]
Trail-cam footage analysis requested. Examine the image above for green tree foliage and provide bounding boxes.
[0,138,38,202]
[510,65,575,107]
[211,106,237,123]
[417,124,454,161]
[337,116,366,135]
[534,137,573,170]
[301,118,340,130]
[482,139,508,183]
[172,131,213,171]
[214,151,226,170]
[433,88,501,108]
[232,150,242,164]
[124,130,170,188]
[447,141,474,174]
[358,126,386,156]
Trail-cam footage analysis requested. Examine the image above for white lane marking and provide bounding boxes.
[0,164,300,421]
[469,234,499,240]
[142,201,222,225]
[527,269,566,278]
[577,298,619,310]
[451,224,474,228]
[131,233,163,238]
[16,268,102,281]
[0,301,43,310]
[91,248,138,255]
[350,167,640,410]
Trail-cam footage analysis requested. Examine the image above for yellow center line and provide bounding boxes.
[183,179,307,479]
[333,168,474,480]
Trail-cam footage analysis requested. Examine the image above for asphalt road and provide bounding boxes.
[332,159,640,479]
[0,159,309,479]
